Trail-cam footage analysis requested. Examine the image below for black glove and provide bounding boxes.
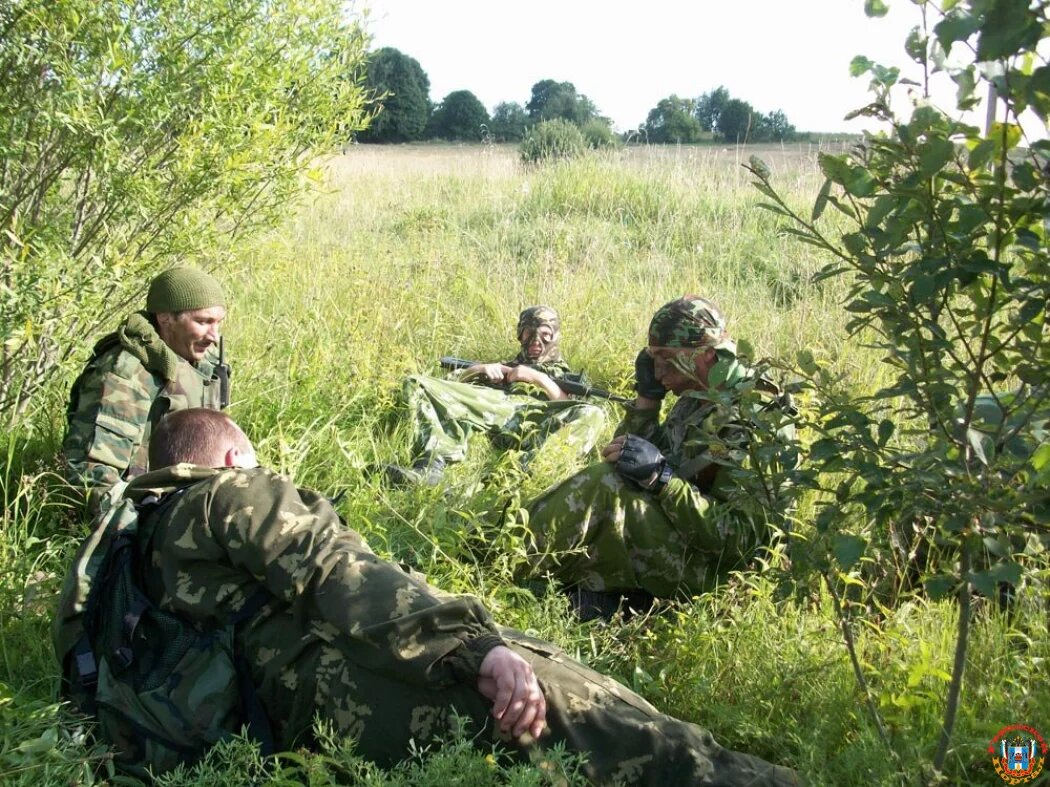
[616,434,674,492]
[634,349,667,400]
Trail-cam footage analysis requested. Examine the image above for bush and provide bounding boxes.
[0,0,370,424]
[519,119,587,166]
[579,119,618,149]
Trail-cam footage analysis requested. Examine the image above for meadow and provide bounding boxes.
[1,142,1046,785]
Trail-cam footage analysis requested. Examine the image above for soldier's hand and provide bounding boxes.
[477,645,547,740]
[505,366,567,401]
[467,363,511,383]
[504,365,539,385]
[601,434,627,463]
[615,434,673,492]
[634,348,668,401]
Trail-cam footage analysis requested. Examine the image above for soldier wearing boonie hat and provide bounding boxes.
[63,266,231,508]
[646,295,734,351]
[519,294,798,620]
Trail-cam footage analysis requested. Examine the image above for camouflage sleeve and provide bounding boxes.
[63,354,157,493]
[614,404,670,449]
[659,476,773,560]
[207,469,504,688]
[527,360,572,378]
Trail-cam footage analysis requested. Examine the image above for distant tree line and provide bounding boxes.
[644,87,797,144]
[359,48,800,145]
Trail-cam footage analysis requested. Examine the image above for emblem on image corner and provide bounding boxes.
[989,724,1047,785]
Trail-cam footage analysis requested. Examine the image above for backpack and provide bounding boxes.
[60,488,273,777]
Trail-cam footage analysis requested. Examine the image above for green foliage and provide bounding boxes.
[747,0,1049,772]
[360,47,430,143]
[519,119,587,166]
[1,139,1044,785]
[524,79,599,126]
[720,98,760,143]
[488,102,530,142]
[645,95,704,143]
[693,86,797,143]
[151,718,589,786]
[428,90,490,142]
[578,119,618,150]
[695,86,731,132]
[0,0,370,425]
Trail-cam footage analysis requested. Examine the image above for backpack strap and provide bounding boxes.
[137,491,276,755]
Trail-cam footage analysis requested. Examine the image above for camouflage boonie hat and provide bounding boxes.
[648,295,733,351]
[517,306,561,339]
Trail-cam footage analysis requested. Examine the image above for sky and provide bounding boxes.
[355,0,1004,135]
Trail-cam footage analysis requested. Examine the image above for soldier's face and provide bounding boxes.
[648,345,717,393]
[156,306,226,363]
[520,325,555,361]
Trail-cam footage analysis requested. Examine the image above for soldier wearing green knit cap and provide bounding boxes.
[518,295,799,620]
[63,266,231,508]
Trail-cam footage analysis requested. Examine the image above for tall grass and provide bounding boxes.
[1,143,1044,785]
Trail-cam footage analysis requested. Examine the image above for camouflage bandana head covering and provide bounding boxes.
[515,305,562,363]
[647,295,734,353]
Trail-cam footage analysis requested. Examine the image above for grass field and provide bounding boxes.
[1,142,1046,785]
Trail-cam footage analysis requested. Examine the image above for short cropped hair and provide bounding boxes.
[149,408,243,469]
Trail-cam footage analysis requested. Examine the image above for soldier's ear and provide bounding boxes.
[223,447,240,468]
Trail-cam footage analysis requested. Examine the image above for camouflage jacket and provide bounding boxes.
[616,357,798,556]
[57,465,504,739]
[63,312,224,499]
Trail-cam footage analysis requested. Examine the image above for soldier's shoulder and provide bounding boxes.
[205,466,293,500]
[80,340,154,385]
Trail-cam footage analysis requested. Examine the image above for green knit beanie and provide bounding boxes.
[145,267,226,313]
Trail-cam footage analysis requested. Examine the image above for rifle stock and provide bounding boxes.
[438,356,629,404]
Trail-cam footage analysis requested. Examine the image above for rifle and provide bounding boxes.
[215,336,231,409]
[439,356,630,404]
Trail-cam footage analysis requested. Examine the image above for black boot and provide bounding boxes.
[384,455,446,487]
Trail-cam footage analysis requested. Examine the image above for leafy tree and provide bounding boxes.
[525,79,599,125]
[762,109,796,141]
[747,0,1049,773]
[360,47,430,143]
[644,95,703,143]
[0,0,370,421]
[428,90,489,141]
[718,98,758,143]
[519,119,586,165]
[488,102,529,142]
[695,86,731,132]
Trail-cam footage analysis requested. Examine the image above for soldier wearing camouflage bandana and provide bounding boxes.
[62,267,229,508]
[386,305,606,485]
[54,408,797,785]
[519,296,798,618]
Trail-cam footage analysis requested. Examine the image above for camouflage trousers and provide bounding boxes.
[521,464,743,598]
[257,628,796,786]
[402,375,606,466]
